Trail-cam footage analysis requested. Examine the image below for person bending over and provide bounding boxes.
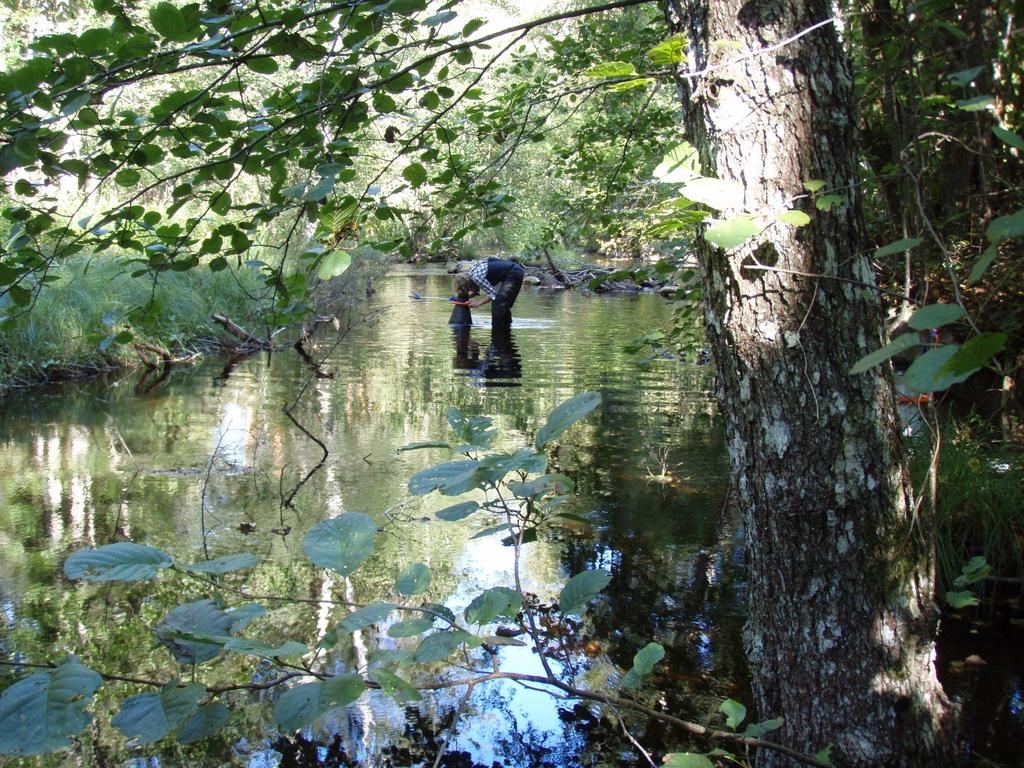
[454,257,525,329]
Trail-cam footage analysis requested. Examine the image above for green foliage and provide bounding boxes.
[534,391,602,449]
[395,563,432,596]
[272,675,365,733]
[112,681,206,745]
[558,569,612,616]
[464,587,522,626]
[2,394,617,757]
[0,658,102,756]
[718,698,746,729]
[63,542,173,581]
[910,424,1024,604]
[663,754,714,768]
[302,512,379,575]
[156,599,234,665]
[620,642,665,689]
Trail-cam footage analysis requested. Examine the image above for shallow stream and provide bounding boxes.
[0,267,1019,766]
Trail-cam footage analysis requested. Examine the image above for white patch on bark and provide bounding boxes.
[763,419,791,458]
[757,318,780,343]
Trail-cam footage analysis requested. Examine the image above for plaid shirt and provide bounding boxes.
[468,259,498,300]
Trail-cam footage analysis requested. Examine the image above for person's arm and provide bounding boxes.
[467,260,497,305]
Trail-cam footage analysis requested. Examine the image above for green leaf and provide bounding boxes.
[968,244,999,285]
[776,210,811,227]
[226,603,265,633]
[111,682,204,745]
[408,459,481,496]
[719,698,747,729]
[803,179,826,193]
[850,333,921,374]
[244,57,279,75]
[621,642,665,689]
[177,702,229,744]
[704,216,760,250]
[303,513,379,576]
[337,602,396,633]
[435,500,479,521]
[157,599,233,665]
[875,237,922,258]
[663,754,715,768]
[318,250,351,280]
[369,669,422,702]
[222,639,308,658]
[423,10,457,26]
[115,169,141,187]
[606,77,655,92]
[816,194,845,211]
[388,618,435,637]
[373,91,398,113]
[149,2,193,42]
[681,178,744,211]
[534,391,601,449]
[908,303,965,330]
[558,569,611,615]
[947,66,984,86]
[653,142,700,184]
[403,162,428,188]
[945,590,979,609]
[273,675,365,732]
[507,474,573,499]
[0,658,102,756]
[211,191,231,215]
[304,175,337,202]
[413,631,475,662]
[993,126,1024,151]
[744,716,784,738]
[904,345,974,394]
[647,34,687,65]
[183,553,259,574]
[64,542,173,581]
[395,563,431,596]
[464,587,522,625]
[956,95,995,112]
[986,208,1024,244]
[631,642,665,676]
[446,407,496,445]
[939,333,1006,376]
[954,556,991,588]
[583,61,637,78]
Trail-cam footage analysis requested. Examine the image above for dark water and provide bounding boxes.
[0,267,1020,766]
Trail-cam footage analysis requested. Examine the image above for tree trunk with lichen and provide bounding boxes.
[662,0,956,764]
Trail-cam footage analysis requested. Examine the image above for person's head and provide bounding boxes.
[453,273,479,299]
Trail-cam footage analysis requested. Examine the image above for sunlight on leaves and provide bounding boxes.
[704,216,759,250]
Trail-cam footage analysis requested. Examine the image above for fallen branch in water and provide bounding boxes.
[212,313,269,349]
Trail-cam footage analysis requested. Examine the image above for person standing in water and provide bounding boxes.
[454,257,525,329]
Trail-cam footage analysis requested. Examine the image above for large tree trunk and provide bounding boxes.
[662,0,956,764]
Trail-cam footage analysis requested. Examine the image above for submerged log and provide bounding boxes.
[212,314,269,349]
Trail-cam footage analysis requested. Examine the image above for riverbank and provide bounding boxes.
[0,256,268,393]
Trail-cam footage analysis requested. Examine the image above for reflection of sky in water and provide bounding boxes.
[1011,688,1023,717]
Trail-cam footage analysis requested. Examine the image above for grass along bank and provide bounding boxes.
[0,255,269,390]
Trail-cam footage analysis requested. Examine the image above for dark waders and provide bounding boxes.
[488,261,525,329]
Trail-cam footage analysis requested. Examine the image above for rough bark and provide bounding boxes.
[662,0,956,764]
